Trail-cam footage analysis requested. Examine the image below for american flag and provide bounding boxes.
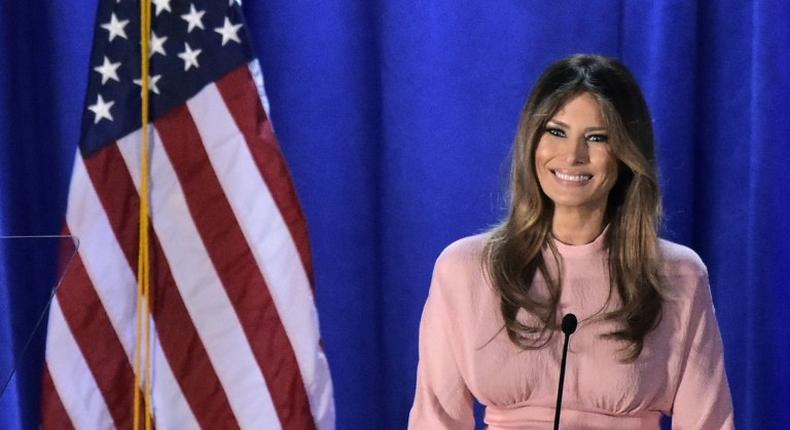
[41,0,334,428]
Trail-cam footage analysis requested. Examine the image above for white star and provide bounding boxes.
[88,95,115,124]
[214,17,242,46]
[180,4,206,33]
[93,56,121,85]
[150,31,167,57]
[178,42,202,71]
[133,74,163,95]
[100,13,129,41]
[152,0,172,16]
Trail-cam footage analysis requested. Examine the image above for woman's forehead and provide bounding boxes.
[550,93,606,126]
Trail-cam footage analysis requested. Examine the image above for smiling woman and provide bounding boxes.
[408,55,734,429]
[534,92,619,245]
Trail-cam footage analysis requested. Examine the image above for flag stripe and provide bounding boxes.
[156,102,316,429]
[84,144,238,429]
[54,250,135,428]
[191,75,334,427]
[65,154,137,360]
[41,367,75,430]
[216,67,314,286]
[66,151,201,428]
[45,299,115,429]
[117,130,282,429]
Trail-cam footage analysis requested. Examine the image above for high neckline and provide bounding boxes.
[550,225,608,257]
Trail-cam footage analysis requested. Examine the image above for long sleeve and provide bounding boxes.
[408,256,474,429]
[671,271,735,429]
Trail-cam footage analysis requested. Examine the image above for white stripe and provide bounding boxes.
[45,298,114,429]
[189,77,335,429]
[66,155,136,354]
[65,153,199,429]
[249,60,270,119]
[150,329,199,430]
[117,130,281,430]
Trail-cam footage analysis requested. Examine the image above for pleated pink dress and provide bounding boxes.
[408,232,734,429]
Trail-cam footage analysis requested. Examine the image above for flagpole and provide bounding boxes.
[134,0,153,429]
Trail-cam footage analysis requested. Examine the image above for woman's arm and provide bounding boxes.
[671,270,735,429]
[408,255,475,429]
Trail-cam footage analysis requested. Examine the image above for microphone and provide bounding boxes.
[553,313,578,430]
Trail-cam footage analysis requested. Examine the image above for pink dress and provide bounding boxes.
[408,232,734,429]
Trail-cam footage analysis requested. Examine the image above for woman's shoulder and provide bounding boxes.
[657,238,708,279]
[657,239,713,307]
[434,233,490,268]
[429,233,496,314]
[431,233,490,289]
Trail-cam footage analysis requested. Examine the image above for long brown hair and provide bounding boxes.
[483,54,663,361]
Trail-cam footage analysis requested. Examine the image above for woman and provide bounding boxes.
[408,55,734,429]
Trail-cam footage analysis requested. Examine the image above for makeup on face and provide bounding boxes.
[534,92,619,214]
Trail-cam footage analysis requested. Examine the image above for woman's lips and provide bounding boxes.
[552,169,592,184]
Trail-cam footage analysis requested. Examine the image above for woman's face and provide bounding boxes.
[534,92,619,214]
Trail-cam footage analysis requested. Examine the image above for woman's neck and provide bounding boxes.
[551,206,606,245]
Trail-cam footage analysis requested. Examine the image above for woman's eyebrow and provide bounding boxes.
[547,119,607,133]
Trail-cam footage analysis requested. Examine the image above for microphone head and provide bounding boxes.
[561,313,578,335]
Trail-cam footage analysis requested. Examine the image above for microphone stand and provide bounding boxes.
[553,313,577,430]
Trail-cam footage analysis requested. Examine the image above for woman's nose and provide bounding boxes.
[564,137,589,164]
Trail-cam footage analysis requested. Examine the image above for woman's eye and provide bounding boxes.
[586,134,609,143]
[546,128,565,137]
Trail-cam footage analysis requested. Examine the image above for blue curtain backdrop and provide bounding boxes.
[1,1,788,429]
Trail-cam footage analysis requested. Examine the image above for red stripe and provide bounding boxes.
[156,104,316,429]
[41,366,75,430]
[83,144,240,429]
[216,67,315,288]
[54,243,135,428]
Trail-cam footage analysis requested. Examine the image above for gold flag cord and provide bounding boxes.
[134,0,153,429]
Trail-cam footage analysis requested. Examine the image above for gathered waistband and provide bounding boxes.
[485,405,661,430]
